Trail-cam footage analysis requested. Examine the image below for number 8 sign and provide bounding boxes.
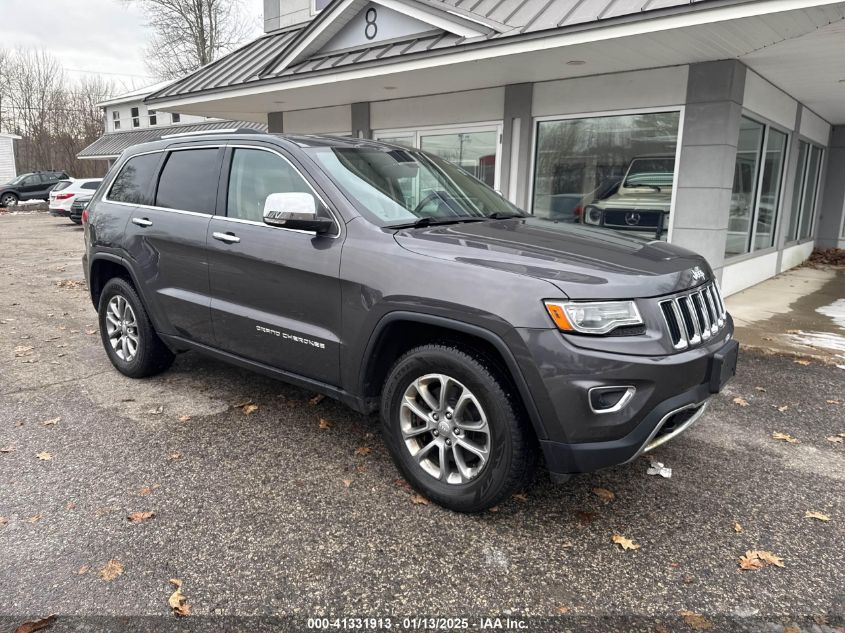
[364,7,378,40]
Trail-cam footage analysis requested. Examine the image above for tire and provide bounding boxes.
[97,277,174,378]
[380,344,537,512]
[70,217,82,225]
[0,193,18,208]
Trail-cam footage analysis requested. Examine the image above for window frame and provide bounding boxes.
[373,121,504,193]
[149,110,157,126]
[104,150,167,207]
[131,107,140,128]
[152,147,225,214]
[112,110,121,131]
[216,144,341,238]
[171,113,181,124]
[528,106,685,242]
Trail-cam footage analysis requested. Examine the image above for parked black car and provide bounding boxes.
[83,133,738,512]
[1,170,71,207]
[69,194,92,225]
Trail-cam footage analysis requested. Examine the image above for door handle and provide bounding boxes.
[131,217,152,227]
[212,231,240,244]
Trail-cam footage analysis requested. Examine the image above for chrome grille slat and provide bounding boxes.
[659,282,727,351]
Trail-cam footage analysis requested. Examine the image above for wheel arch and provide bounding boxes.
[359,312,549,441]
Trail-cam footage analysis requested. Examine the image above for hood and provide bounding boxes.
[394,218,711,299]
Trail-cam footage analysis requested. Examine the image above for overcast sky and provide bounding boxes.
[1,0,264,93]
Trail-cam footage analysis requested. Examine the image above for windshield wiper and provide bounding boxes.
[487,212,525,220]
[387,217,487,229]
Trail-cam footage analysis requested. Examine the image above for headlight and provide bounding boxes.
[584,206,602,225]
[544,300,643,335]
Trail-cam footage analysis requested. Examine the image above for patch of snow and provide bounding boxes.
[817,298,845,330]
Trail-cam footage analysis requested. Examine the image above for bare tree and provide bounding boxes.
[127,0,252,80]
[0,48,115,178]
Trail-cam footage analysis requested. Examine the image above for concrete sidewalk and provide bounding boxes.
[725,263,845,368]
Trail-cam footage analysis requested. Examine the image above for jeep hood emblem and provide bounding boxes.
[690,266,706,283]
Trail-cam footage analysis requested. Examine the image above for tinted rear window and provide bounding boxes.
[155,149,219,213]
[81,181,101,190]
[52,181,72,192]
[109,153,161,205]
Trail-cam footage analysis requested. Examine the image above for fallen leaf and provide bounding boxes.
[66,502,76,510]
[127,511,156,523]
[242,403,259,415]
[732,397,749,407]
[41,417,60,426]
[341,479,352,489]
[679,610,712,630]
[733,522,743,533]
[168,578,192,617]
[177,415,191,423]
[825,399,840,405]
[1,445,16,453]
[168,452,182,460]
[139,484,160,496]
[755,550,784,567]
[14,615,57,633]
[27,515,42,523]
[410,494,429,505]
[738,552,764,570]
[14,345,34,357]
[36,452,52,461]
[739,549,784,570]
[354,446,371,456]
[575,511,596,524]
[77,565,90,575]
[488,506,499,513]
[611,534,640,551]
[556,607,570,615]
[592,487,615,503]
[0,517,8,527]
[772,431,799,444]
[826,435,843,444]
[512,493,528,502]
[783,626,801,633]
[318,418,332,430]
[754,387,767,392]
[99,559,124,581]
[776,405,789,413]
[804,511,830,522]
[793,359,811,366]
[394,478,414,494]
[147,406,164,415]
[85,329,97,335]
[309,394,325,406]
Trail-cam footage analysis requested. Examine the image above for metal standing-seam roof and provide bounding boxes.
[76,120,268,160]
[146,0,711,104]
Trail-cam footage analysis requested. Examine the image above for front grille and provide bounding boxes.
[603,209,663,228]
[659,282,727,350]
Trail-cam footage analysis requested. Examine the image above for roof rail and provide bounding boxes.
[160,127,264,140]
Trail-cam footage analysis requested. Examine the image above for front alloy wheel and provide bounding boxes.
[1,194,17,207]
[381,344,538,512]
[401,374,491,484]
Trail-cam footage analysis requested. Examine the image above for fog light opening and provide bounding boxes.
[589,386,635,414]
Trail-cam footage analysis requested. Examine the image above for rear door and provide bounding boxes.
[116,146,221,345]
[18,174,44,200]
[207,144,343,385]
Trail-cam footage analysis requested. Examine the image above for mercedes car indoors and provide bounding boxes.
[83,132,738,513]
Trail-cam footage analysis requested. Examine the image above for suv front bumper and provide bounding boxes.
[513,323,737,476]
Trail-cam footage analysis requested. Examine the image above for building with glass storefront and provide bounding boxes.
[145,0,845,295]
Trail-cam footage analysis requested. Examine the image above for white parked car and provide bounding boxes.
[49,179,102,219]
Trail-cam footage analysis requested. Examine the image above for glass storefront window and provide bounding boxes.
[753,128,787,251]
[531,111,680,240]
[786,141,824,242]
[726,118,764,257]
[374,126,501,190]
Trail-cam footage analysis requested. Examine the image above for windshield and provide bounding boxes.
[623,158,675,189]
[308,146,523,227]
[6,174,26,186]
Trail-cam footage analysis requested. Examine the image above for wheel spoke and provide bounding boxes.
[455,437,488,465]
[438,442,449,481]
[401,396,431,423]
[106,314,120,329]
[438,376,453,411]
[414,438,439,463]
[452,445,473,483]
[415,379,440,411]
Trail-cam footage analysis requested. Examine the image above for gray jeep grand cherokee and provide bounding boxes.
[83,133,738,512]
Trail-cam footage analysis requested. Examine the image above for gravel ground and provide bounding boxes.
[0,213,843,632]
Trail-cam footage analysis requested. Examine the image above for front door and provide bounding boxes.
[207,146,343,385]
[115,147,220,345]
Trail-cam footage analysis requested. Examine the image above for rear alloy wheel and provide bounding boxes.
[1,193,18,208]
[381,344,537,512]
[98,278,174,378]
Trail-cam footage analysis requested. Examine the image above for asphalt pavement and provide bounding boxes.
[0,213,843,632]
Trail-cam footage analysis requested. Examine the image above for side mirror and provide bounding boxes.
[263,192,334,234]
